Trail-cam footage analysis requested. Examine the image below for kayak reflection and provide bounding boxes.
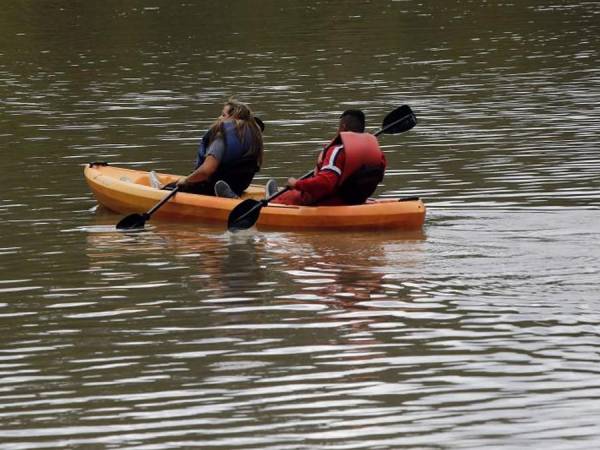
[84,219,426,313]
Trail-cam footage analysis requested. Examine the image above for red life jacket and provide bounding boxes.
[333,132,386,204]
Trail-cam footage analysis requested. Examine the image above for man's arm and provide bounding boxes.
[289,145,345,203]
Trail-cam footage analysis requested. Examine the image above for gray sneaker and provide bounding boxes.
[265,178,279,198]
[214,180,239,199]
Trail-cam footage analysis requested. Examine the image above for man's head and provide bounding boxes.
[338,109,366,133]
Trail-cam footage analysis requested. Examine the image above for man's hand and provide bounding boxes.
[286,177,297,189]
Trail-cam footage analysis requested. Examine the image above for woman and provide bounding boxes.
[175,99,264,197]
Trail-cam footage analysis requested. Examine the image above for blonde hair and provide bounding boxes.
[208,98,264,166]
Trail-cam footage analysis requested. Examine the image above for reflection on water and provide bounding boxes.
[82,221,427,307]
[1,0,600,448]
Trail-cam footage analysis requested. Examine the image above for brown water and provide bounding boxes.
[1,1,600,448]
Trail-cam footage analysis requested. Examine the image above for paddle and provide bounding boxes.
[116,186,179,230]
[227,105,417,232]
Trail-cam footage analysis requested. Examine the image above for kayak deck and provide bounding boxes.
[84,163,426,230]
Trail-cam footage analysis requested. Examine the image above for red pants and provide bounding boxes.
[271,190,345,206]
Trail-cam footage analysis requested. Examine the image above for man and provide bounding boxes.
[270,109,386,206]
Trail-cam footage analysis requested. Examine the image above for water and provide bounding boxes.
[1,1,600,448]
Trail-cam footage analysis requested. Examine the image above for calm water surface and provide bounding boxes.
[1,1,600,449]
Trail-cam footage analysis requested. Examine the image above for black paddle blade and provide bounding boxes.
[227,199,264,231]
[255,117,265,132]
[116,213,149,230]
[381,105,417,134]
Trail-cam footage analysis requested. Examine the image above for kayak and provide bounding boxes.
[84,163,426,230]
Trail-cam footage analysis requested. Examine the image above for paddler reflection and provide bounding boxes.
[265,228,426,306]
[85,215,426,316]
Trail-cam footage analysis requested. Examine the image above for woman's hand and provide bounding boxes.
[286,177,297,189]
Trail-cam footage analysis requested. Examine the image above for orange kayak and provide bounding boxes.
[84,163,426,230]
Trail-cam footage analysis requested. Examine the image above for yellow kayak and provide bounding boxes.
[84,163,426,230]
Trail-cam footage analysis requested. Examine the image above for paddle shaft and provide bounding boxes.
[146,186,179,216]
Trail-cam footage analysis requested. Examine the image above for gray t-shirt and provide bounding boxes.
[205,137,226,162]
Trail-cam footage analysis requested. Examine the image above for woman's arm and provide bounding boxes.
[177,155,220,185]
[178,137,225,186]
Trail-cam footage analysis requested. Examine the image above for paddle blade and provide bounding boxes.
[227,199,263,231]
[116,213,148,230]
[381,105,417,135]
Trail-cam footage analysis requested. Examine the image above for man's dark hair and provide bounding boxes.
[339,109,365,133]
